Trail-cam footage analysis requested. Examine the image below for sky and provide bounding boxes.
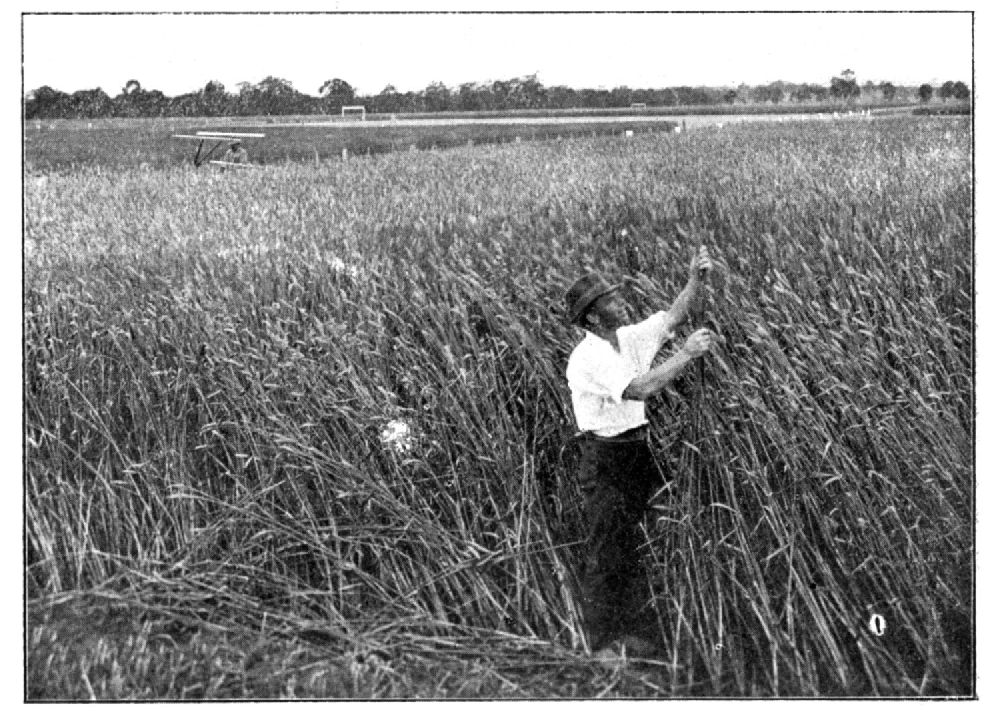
[21,6,974,99]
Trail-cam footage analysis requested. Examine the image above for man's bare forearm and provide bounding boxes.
[666,278,702,327]
[623,350,696,401]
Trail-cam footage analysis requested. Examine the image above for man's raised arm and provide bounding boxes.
[662,245,713,338]
[622,327,717,401]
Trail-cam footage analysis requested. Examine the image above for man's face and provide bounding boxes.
[585,290,630,332]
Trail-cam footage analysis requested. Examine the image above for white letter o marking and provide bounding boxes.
[868,613,886,637]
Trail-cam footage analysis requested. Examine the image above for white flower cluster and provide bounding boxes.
[380,419,415,455]
[328,255,363,279]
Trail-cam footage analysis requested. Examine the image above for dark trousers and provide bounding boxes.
[576,433,662,650]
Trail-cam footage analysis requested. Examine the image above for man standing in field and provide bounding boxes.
[565,246,717,658]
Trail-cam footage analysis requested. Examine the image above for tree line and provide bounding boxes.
[23,70,970,120]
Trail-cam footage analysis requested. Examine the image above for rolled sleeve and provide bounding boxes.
[570,364,634,404]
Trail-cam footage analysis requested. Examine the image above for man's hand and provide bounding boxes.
[689,245,713,283]
[682,327,719,358]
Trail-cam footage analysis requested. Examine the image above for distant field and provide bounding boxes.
[376,101,919,120]
[24,115,679,172]
[912,105,973,116]
[24,102,933,172]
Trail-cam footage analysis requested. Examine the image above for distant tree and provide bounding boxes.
[580,87,612,108]
[233,78,269,114]
[937,80,955,102]
[674,86,697,105]
[319,78,352,97]
[113,80,170,117]
[200,80,229,116]
[791,84,813,102]
[878,81,897,101]
[142,89,169,116]
[456,82,481,111]
[68,88,114,118]
[790,83,828,103]
[233,81,254,114]
[24,85,69,118]
[168,92,202,117]
[545,85,577,109]
[750,83,783,104]
[700,87,726,104]
[114,79,147,117]
[830,69,861,102]
[769,81,791,102]
[656,87,677,106]
[690,87,713,104]
[608,85,632,107]
[252,76,308,114]
[630,88,654,106]
[490,79,512,110]
[511,74,546,109]
[952,81,970,101]
[373,84,402,114]
[722,88,739,105]
[918,83,934,102]
[258,76,295,95]
[396,90,423,113]
[319,78,355,112]
[423,81,451,112]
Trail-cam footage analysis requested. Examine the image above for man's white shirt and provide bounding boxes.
[566,311,675,437]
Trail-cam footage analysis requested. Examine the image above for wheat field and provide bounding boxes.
[24,115,973,698]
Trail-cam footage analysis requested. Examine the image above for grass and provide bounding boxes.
[24,115,973,698]
[28,594,676,699]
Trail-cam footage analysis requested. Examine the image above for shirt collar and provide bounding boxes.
[583,328,623,354]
